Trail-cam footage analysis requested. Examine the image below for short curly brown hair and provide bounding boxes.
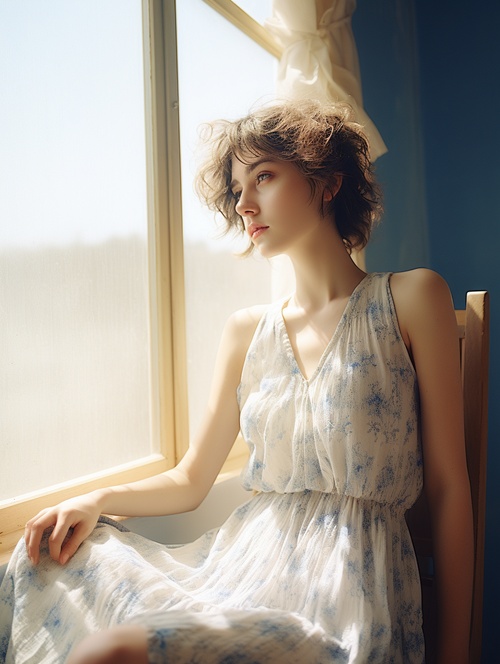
[195,99,382,255]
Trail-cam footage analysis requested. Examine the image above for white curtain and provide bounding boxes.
[265,0,387,162]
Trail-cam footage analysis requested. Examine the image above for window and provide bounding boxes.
[0,0,280,559]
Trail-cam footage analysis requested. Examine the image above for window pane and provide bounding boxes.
[177,0,277,438]
[0,0,156,501]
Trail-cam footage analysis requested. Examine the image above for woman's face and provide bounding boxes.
[230,154,330,259]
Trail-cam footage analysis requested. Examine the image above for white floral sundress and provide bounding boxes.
[0,272,425,663]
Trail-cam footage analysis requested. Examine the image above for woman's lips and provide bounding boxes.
[249,224,269,239]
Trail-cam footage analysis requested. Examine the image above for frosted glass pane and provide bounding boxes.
[177,0,277,438]
[0,0,155,501]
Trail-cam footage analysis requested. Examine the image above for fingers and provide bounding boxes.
[58,521,94,565]
[24,509,85,566]
[24,508,57,566]
[48,516,77,564]
[24,495,101,566]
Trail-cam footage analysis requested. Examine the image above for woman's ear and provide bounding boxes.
[323,174,343,202]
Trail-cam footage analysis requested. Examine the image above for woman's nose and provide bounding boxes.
[235,191,258,217]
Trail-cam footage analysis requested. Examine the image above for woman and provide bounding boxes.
[1,100,473,663]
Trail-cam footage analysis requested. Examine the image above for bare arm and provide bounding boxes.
[25,306,264,565]
[392,269,474,664]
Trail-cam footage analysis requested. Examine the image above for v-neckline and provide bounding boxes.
[277,274,370,384]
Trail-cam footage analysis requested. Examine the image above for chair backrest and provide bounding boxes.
[406,291,490,664]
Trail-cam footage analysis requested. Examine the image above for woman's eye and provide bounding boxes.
[232,190,241,202]
[256,172,271,184]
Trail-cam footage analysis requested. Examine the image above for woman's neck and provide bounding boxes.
[287,228,366,311]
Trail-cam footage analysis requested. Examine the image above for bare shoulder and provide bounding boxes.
[228,303,268,332]
[389,268,456,350]
[390,267,451,302]
[226,304,268,341]
[218,304,269,368]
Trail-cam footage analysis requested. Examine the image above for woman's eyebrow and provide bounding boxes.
[230,158,277,189]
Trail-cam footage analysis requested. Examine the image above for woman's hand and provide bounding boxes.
[24,493,103,566]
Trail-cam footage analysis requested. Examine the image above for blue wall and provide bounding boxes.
[354,0,430,272]
[354,2,500,661]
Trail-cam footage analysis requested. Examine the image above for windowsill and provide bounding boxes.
[0,535,21,567]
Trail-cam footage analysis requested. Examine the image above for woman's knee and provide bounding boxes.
[67,624,149,664]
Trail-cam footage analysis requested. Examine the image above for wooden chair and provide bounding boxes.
[406,291,490,664]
